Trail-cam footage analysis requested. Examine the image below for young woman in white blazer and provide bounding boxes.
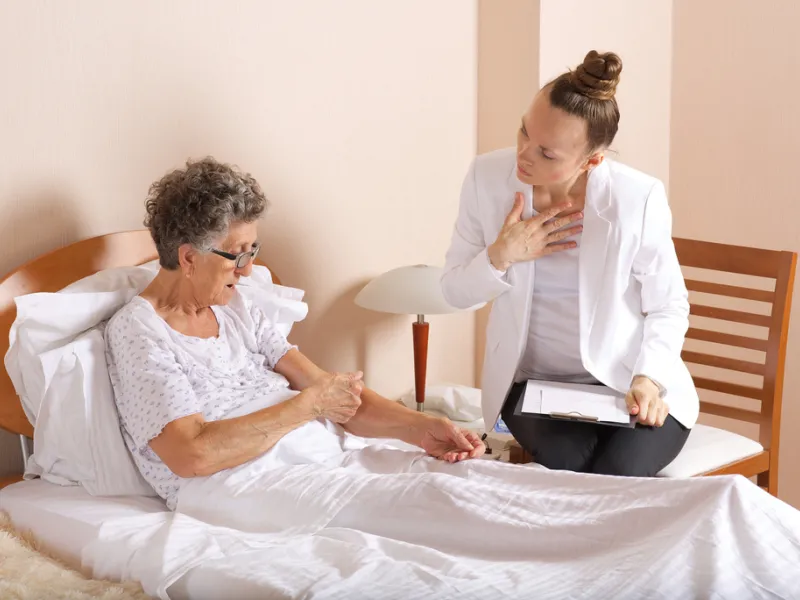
[441,51,699,476]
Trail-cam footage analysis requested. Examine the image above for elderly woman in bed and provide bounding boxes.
[105,157,485,509]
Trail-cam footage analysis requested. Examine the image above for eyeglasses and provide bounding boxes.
[210,243,260,268]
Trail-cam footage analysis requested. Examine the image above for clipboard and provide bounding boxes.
[512,380,636,428]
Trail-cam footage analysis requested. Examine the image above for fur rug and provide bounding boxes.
[0,511,150,599]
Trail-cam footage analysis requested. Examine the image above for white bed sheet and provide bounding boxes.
[0,480,162,564]
[5,458,800,600]
[0,480,222,600]
[84,448,800,600]
[0,481,177,596]
[0,480,166,573]
[0,417,508,600]
[0,480,316,600]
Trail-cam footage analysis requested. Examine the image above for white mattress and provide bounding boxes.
[0,479,167,575]
[0,480,213,598]
[0,481,240,598]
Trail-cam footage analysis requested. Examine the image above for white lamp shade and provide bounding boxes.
[354,264,482,315]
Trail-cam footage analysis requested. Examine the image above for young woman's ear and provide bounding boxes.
[583,152,605,172]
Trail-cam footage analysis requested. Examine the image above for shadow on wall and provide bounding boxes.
[292,280,396,382]
[0,188,85,477]
[0,188,87,277]
[256,216,395,381]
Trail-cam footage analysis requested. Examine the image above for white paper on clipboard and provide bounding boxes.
[520,380,632,425]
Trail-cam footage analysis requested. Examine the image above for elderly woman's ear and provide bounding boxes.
[178,243,199,275]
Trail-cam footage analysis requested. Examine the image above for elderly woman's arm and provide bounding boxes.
[149,393,317,477]
[146,371,362,478]
[275,349,482,458]
[108,315,362,479]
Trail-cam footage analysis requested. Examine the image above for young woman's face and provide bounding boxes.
[515,88,599,186]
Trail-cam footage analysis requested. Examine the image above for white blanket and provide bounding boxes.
[83,398,800,600]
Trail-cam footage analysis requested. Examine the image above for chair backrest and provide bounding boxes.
[673,238,797,452]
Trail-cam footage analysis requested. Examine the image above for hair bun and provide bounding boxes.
[572,50,622,101]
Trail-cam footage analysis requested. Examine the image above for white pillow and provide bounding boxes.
[398,383,483,422]
[4,262,308,497]
[24,325,155,495]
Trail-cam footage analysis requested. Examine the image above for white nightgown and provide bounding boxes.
[104,292,295,509]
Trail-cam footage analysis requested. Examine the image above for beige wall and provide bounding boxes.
[670,0,800,507]
[478,0,541,154]
[0,0,478,476]
[475,0,541,384]
[476,0,674,180]
[539,0,673,185]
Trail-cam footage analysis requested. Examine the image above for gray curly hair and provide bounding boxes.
[144,157,268,269]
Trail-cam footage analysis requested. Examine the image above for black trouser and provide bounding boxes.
[501,381,690,476]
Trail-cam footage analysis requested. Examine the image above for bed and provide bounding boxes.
[0,479,286,599]
[2,231,800,600]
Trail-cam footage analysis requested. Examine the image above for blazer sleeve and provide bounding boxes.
[440,159,513,309]
[631,181,690,392]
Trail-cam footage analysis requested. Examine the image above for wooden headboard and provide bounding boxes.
[0,230,279,439]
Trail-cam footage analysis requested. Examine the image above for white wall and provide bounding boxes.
[0,0,478,475]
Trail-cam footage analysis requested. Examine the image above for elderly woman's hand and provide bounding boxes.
[419,417,486,463]
[307,372,364,424]
[625,376,669,427]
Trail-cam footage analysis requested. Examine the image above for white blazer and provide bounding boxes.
[441,148,699,430]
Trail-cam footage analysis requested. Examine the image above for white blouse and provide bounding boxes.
[492,210,597,385]
[105,292,294,509]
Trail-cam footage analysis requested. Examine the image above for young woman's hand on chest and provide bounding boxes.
[488,192,584,271]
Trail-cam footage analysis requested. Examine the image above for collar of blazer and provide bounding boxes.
[502,159,615,353]
[503,157,614,220]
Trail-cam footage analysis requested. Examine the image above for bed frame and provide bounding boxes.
[0,230,279,489]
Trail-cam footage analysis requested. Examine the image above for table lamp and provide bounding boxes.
[354,264,482,412]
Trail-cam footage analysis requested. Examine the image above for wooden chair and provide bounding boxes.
[510,238,796,497]
[665,238,796,495]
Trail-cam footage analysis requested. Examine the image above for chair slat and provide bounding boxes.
[690,304,772,327]
[685,327,768,351]
[699,400,764,423]
[692,376,764,400]
[682,350,764,375]
[674,238,785,277]
[684,279,774,303]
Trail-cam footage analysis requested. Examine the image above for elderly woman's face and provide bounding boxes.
[187,221,259,306]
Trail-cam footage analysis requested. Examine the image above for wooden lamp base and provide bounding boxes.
[412,316,429,411]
